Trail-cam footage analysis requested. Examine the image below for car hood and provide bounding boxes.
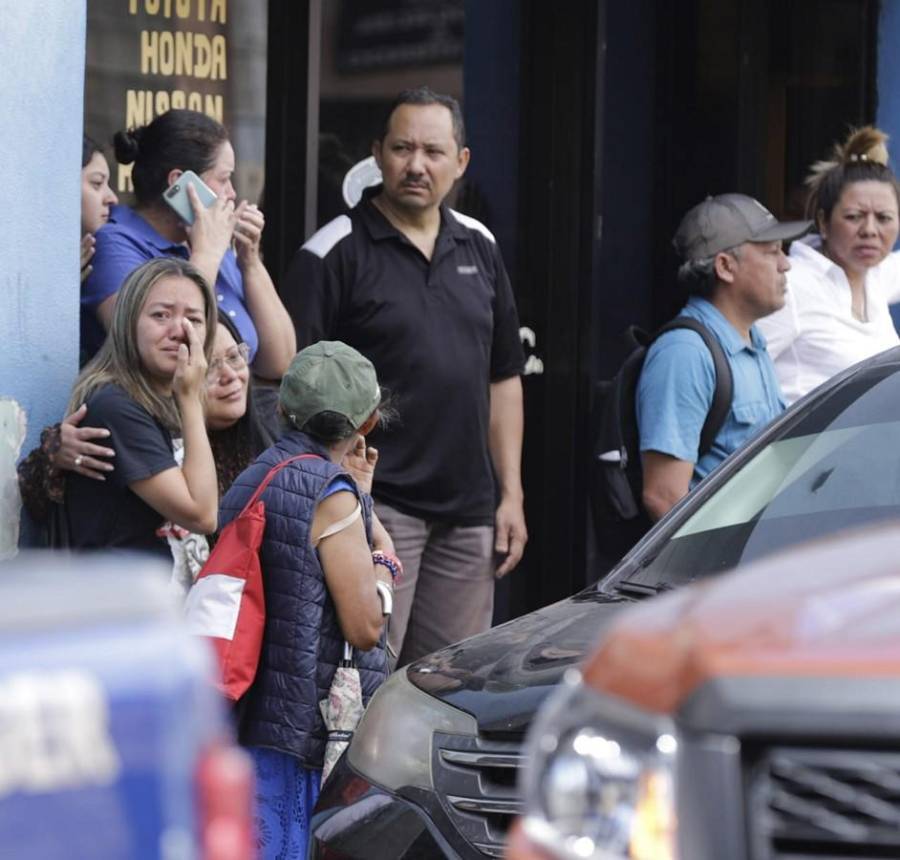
[406,590,632,734]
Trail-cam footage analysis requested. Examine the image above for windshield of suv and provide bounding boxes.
[614,362,900,591]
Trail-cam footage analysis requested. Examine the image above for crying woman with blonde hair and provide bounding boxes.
[757,126,900,404]
[62,256,220,558]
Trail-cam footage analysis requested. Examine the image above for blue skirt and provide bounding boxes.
[249,746,321,859]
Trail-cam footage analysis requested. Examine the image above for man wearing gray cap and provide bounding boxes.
[637,194,811,521]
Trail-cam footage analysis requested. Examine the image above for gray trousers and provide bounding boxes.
[375,501,495,668]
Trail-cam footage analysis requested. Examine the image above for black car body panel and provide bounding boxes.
[310,755,478,859]
[406,592,633,734]
[316,347,900,858]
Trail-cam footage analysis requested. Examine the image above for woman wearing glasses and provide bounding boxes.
[205,314,276,500]
[157,312,277,590]
[19,307,273,554]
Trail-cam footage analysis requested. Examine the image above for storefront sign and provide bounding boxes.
[85,0,266,203]
[337,0,463,72]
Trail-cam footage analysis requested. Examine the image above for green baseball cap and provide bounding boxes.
[280,341,381,431]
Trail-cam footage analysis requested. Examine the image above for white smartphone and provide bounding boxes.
[163,170,216,225]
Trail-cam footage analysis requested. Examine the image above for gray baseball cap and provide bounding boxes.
[280,341,381,431]
[673,193,812,261]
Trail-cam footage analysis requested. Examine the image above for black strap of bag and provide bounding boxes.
[589,316,734,538]
[653,317,733,456]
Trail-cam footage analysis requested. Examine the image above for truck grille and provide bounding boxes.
[749,746,900,859]
[431,732,525,857]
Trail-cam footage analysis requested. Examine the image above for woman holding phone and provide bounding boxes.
[63,257,219,557]
[81,109,295,379]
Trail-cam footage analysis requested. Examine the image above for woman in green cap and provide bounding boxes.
[218,340,398,856]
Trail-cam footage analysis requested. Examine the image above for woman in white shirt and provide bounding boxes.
[758,126,900,404]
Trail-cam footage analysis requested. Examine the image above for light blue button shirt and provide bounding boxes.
[637,296,785,485]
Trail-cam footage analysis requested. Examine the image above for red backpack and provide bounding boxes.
[184,454,320,701]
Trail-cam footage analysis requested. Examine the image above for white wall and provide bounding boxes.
[0,1,85,553]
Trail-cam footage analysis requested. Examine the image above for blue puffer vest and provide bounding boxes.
[219,430,389,767]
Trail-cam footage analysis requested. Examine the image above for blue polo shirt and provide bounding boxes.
[80,204,257,362]
[637,296,785,485]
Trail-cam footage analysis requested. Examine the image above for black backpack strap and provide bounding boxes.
[653,317,733,457]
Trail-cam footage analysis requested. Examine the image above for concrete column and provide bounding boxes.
[0,1,85,554]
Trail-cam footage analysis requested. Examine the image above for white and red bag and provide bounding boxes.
[185,454,319,700]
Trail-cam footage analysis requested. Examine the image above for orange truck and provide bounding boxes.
[509,525,900,860]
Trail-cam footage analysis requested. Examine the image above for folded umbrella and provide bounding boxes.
[319,642,364,785]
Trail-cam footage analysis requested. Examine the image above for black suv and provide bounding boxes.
[311,346,900,859]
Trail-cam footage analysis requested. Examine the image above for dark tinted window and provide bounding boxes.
[615,361,900,590]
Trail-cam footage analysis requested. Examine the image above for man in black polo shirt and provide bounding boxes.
[283,86,527,666]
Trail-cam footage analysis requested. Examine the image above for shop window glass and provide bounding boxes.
[767,0,875,216]
[84,0,267,206]
[316,0,464,226]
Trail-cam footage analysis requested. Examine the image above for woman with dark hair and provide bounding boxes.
[219,341,396,856]
[205,311,277,496]
[80,134,118,282]
[63,256,219,558]
[81,109,295,379]
[758,126,900,403]
[157,309,278,589]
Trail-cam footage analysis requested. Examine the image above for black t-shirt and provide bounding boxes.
[64,384,177,558]
[283,190,525,524]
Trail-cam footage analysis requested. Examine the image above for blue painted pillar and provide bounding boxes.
[877,3,900,330]
[463,0,521,279]
[877,2,900,147]
[0,1,85,551]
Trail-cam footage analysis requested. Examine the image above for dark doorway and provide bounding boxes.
[261,0,879,620]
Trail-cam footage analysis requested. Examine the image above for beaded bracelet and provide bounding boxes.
[372,550,402,580]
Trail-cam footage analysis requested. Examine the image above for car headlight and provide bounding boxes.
[346,666,477,791]
[520,670,678,860]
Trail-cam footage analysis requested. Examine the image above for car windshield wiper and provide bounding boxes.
[613,579,675,599]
